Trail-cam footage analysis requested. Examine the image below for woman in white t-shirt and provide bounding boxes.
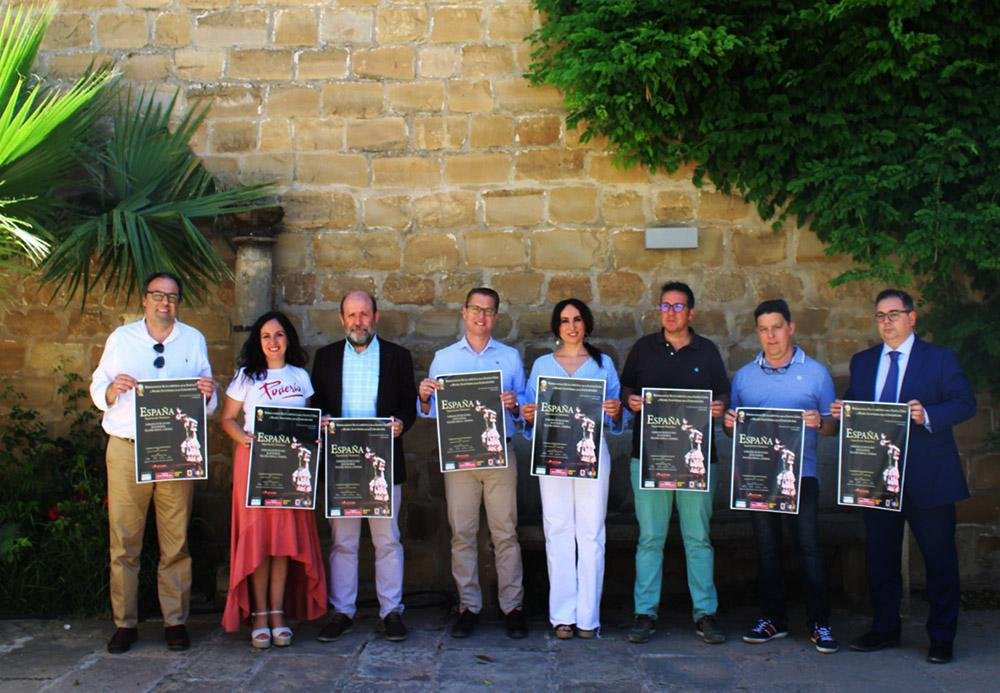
[220,311,326,648]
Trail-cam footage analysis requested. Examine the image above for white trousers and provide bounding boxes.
[538,441,611,630]
[328,484,404,619]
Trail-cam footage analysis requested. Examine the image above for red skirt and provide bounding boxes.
[222,444,327,632]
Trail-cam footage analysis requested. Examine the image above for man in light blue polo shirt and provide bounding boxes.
[724,299,840,654]
[417,287,528,639]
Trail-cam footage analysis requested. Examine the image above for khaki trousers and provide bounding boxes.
[443,447,523,614]
[106,436,193,627]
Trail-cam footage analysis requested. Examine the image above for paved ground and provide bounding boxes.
[2,602,998,692]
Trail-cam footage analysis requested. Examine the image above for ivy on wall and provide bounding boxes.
[527,0,1000,401]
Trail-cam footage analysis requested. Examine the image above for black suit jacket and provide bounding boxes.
[311,338,417,484]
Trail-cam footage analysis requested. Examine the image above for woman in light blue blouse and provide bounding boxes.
[522,298,626,639]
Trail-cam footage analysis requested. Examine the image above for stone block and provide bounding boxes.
[462,45,514,77]
[495,78,564,112]
[297,153,368,186]
[597,272,646,306]
[813,270,879,303]
[431,7,482,43]
[125,0,169,8]
[403,234,459,272]
[57,0,115,8]
[751,271,805,303]
[654,190,695,222]
[187,83,260,121]
[123,53,171,81]
[439,272,482,304]
[354,47,415,80]
[790,307,830,336]
[364,195,412,231]
[297,49,349,80]
[193,10,267,47]
[702,274,747,303]
[515,116,561,146]
[65,309,121,340]
[602,190,646,225]
[444,153,510,185]
[531,229,603,270]
[956,494,1000,525]
[372,156,440,188]
[382,274,435,306]
[201,156,239,180]
[418,46,459,78]
[699,191,755,222]
[239,154,294,184]
[487,3,536,41]
[6,310,64,338]
[547,275,592,303]
[328,191,360,229]
[796,228,832,262]
[320,10,373,44]
[267,86,321,117]
[549,186,598,224]
[47,53,114,78]
[516,310,552,340]
[259,119,292,152]
[588,154,649,184]
[515,150,584,181]
[375,309,409,341]
[732,226,788,266]
[282,191,332,229]
[413,192,477,229]
[180,313,230,343]
[413,116,467,150]
[97,12,148,49]
[482,189,544,227]
[180,0,229,8]
[293,118,344,151]
[314,231,401,271]
[229,50,294,80]
[386,82,445,113]
[175,49,224,81]
[346,118,408,151]
[492,272,543,306]
[0,341,26,371]
[154,13,191,47]
[322,83,384,117]
[376,7,428,43]
[318,275,377,304]
[465,231,526,267]
[274,9,317,46]
[447,79,494,113]
[209,119,257,153]
[280,273,315,305]
[414,310,462,339]
[470,114,513,147]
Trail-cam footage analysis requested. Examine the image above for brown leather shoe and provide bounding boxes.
[107,627,138,654]
[164,624,190,651]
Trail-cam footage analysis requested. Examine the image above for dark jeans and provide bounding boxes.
[750,476,830,628]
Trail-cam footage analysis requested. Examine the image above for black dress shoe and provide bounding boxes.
[164,624,190,651]
[107,627,138,654]
[927,640,953,664]
[850,629,901,652]
[451,610,478,638]
[505,608,528,639]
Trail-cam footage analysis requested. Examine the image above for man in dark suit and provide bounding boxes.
[831,289,976,664]
[311,291,417,643]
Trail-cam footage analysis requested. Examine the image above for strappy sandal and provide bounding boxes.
[250,611,271,649]
[554,624,575,640]
[270,609,293,647]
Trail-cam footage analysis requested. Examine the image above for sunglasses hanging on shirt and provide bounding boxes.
[153,343,165,368]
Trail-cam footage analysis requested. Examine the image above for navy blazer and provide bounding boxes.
[843,336,976,508]
[311,338,418,485]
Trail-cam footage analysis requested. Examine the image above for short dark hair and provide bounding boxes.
[550,298,604,364]
[754,299,792,323]
[465,287,500,311]
[660,281,695,309]
[875,288,914,311]
[239,311,308,382]
[143,271,183,300]
[339,291,378,315]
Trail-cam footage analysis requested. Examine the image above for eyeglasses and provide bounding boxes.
[659,302,688,313]
[153,343,165,369]
[760,362,790,375]
[874,309,912,323]
[146,290,180,304]
[465,305,497,317]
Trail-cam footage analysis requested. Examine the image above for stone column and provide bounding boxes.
[220,207,284,350]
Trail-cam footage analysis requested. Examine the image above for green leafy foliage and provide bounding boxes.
[528,1,1000,399]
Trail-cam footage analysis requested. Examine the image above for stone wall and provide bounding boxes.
[3,0,995,611]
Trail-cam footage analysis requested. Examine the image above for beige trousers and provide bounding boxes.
[443,447,523,614]
[106,436,193,627]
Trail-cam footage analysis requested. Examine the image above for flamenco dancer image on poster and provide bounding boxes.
[290,437,313,501]
[680,418,706,476]
[174,408,204,476]
[879,433,901,495]
[365,446,390,505]
[774,439,797,498]
[574,407,598,477]
[474,400,503,465]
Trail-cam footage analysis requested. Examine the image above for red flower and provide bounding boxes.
[48,505,60,521]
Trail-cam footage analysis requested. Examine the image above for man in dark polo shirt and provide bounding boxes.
[621,281,730,645]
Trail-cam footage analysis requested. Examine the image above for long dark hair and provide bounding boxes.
[550,298,604,364]
[239,311,308,381]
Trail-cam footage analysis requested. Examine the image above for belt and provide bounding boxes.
[112,435,136,444]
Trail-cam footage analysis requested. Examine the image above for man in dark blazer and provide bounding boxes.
[832,289,976,664]
[311,291,417,643]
